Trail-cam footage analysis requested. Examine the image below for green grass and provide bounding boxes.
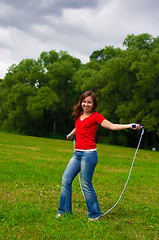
[0,131,158,240]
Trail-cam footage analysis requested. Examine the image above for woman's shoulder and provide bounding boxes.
[93,112,104,117]
[93,112,106,122]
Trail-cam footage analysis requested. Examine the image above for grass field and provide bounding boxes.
[0,131,158,240]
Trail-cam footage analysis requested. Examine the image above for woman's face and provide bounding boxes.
[81,96,94,113]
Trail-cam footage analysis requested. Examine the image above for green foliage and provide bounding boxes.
[27,87,59,118]
[0,51,82,136]
[123,33,153,50]
[39,50,59,69]
[0,34,159,148]
[0,83,35,132]
[90,46,123,62]
[116,39,159,147]
[74,60,101,92]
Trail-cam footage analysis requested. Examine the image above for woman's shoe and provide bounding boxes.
[55,213,62,219]
[88,215,101,221]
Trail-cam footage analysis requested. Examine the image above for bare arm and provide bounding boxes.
[100,119,142,130]
[67,128,76,140]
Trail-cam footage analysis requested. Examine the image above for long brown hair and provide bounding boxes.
[72,91,98,120]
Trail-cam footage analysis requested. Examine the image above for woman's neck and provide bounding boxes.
[81,112,93,119]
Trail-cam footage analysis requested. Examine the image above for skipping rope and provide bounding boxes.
[71,125,144,216]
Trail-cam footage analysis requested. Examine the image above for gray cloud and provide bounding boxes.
[0,0,99,29]
[0,0,159,78]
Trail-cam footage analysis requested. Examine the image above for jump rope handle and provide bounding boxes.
[132,124,143,129]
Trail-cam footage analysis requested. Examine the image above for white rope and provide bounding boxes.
[102,127,144,216]
[72,138,85,198]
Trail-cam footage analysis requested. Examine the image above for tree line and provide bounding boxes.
[0,33,159,149]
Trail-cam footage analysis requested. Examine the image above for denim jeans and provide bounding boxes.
[58,150,101,218]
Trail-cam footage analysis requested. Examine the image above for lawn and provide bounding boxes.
[0,131,158,239]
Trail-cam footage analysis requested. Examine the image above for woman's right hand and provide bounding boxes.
[66,128,76,140]
[66,134,73,140]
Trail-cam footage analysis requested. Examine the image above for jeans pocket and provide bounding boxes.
[83,151,98,165]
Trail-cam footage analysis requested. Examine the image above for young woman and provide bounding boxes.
[57,91,142,221]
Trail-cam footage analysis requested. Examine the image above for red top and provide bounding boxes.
[75,112,105,150]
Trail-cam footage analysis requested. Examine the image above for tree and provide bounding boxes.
[90,46,123,62]
[123,33,153,50]
[0,34,159,148]
[75,34,159,148]
[0,51,81,136]
[74,60,101,92]
[27,86,59,135]
[0,58,46,135]
[38,50,59,70]
[117,34,159,148]
[0,83,35,133]
[42,51,82,133]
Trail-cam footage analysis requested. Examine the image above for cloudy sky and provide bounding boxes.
[0,0,158,79]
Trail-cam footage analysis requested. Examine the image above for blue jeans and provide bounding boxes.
[58,151,101,218]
